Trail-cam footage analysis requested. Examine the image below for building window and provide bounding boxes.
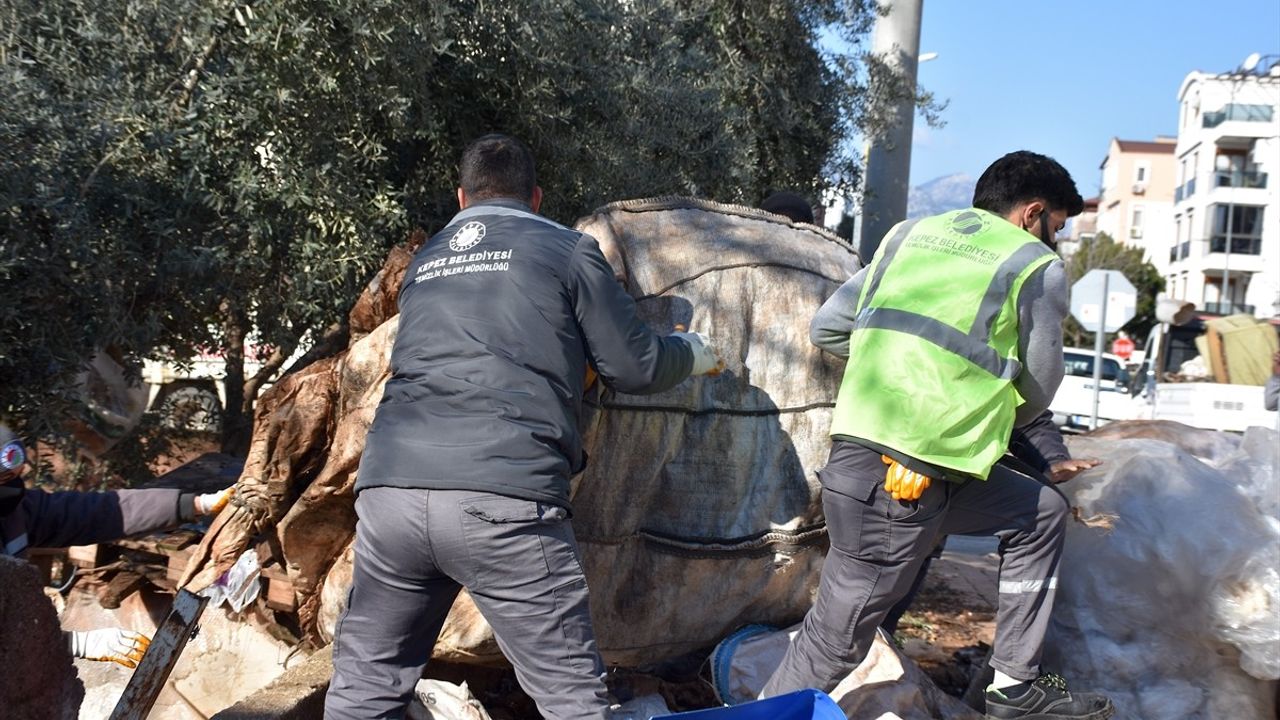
[1135,164,1148,184]
[1214,152,1266,189]
[1210,205,1264,254]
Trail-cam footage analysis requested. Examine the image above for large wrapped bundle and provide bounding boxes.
[185,199,860,667]
[557,198,858,664]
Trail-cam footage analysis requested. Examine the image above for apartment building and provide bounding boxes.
[1168,56,1280,318]
[1095,137,1177,270]
[1060,196,1099,257]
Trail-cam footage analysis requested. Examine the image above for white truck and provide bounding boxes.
[1050,303,1278,433]
[141,355,231,434]
[1128,306,1278,433]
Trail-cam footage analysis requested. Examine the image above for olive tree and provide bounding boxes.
[2,0,922,453]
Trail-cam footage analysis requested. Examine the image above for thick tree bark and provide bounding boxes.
[220,301,252,456]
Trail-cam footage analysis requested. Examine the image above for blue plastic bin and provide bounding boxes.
[652,689,844,719]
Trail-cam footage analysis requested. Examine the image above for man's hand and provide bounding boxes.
[194,487,234,516]
[68,628,151,668]
[1049,458,1101,484]
[671,331,724,376]
[881,455,932,501]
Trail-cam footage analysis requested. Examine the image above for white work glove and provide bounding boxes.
[194,487,234,516]
[68,628,151,668]
[671,331,723,376]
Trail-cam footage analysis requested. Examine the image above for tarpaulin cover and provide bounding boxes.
[1046,422,1280,719]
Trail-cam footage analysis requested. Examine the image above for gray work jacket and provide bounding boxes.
[1,487,191,558]
[356,198,692,509]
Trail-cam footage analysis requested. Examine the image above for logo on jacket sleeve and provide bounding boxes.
[449,221,487,252]
[1,441,25,472]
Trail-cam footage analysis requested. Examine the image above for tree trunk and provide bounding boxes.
[220,302,252,456]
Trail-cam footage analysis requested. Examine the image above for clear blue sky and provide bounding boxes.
[907,0,1280,196]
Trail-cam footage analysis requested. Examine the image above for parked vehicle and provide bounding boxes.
[1130,314,1278,433]
[141,341,302,434]
[142,357,227,434]
[1049,348,1134,430]
[1050,297,1279,434]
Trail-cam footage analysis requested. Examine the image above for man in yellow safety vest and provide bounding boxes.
[762,151,1113,720]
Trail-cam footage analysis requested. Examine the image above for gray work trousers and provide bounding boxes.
[324,487,610,720]
[762,440,1068,696]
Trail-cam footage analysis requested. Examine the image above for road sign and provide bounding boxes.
[1070,269,1138,429]
[1111,335,1135,360]
[1071,269,1137,334]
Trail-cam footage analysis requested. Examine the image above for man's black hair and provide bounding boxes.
[459,134,537,203]
[972,151,1084,217]
[760,191,815,224]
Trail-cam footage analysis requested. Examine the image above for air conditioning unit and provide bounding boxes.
[1129,227,1143,239]
[1132,183,1147,195]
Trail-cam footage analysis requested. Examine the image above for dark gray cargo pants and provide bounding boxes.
[324,487,610,720]
[762,440,1069,696]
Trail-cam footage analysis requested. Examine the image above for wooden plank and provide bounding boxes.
[1205,324,1230,383]
[67,544,103,567]
[109,589,209,720]
[265,578,298,612]
[114,535,182,557]
[157,530,201,553]
[259,562,290,582]
[98,571,146,610]
[24,549,58,585]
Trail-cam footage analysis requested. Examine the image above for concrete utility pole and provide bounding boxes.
[859,0,924,262]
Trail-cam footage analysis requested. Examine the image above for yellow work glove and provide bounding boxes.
[194,487,234,516]
[68,628,152,668]
[881,455,932,502]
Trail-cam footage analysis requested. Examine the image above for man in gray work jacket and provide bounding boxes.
[2,423,230,667]
[324,134,721,720]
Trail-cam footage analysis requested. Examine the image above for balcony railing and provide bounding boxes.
[1179,240,1191,260]
[1175,185,1183,203]
[1201,301,1256,315]
[1214,170,1268,189]
[1181,177,1196,200]
[1169,246,1178,263]
[1203,104,1275,128]
[1208,235,1263,254]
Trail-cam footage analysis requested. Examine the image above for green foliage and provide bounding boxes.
[1,0,907,444]
[1062,233,1167,348]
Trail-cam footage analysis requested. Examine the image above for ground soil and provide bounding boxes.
[893,575,996,698]
[429,553,998,713]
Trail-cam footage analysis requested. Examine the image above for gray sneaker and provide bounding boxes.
[984,673,1114,720]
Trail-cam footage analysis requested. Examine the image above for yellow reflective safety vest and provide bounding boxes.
[830,208,1056,479]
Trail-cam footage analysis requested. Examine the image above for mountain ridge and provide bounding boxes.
[907,172,975,219]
